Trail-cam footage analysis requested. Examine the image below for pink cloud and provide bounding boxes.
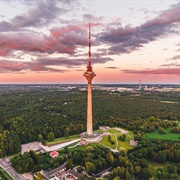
[50,25,88,38]
[0,30,80,56]
[0,54,113,73]
[122,68,180,75]
[0,22,103,57]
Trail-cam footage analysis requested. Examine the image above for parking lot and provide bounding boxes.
[21,141,46,154]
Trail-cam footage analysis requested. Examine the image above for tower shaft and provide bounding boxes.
[87,81,92,135]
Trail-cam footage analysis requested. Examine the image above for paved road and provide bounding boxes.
[114,127,128,134]
[99,142,118,152]
[0,158,27,180]
[40,138,81,152]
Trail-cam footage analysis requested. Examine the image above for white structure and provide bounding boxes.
[83,23,96,135]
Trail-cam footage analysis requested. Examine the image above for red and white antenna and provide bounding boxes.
[139,80,141,90]
[87,23,92,71]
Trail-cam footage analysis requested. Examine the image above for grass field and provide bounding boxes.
[127,130,134,138]
[100,135,116,149]
[47,134,79,145]
[146,128,180,140]
[106,129,120,134]
[117,136,133,151]
[59,143,103,153]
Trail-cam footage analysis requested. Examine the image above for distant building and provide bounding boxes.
[50,151,59,158]
[67,169,81,180]
[42,164,66,179]
[80,140,86,146]
[138,80,144,91]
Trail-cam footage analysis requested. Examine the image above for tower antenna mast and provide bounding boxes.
[88,23,92,71]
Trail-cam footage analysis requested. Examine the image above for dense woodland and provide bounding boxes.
[0,88,180,156]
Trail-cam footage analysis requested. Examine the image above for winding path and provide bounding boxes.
[100,127,134,152]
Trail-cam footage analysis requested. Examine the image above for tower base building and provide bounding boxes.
[80,132,100,143]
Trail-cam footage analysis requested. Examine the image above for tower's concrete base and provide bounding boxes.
[80,132,100,143]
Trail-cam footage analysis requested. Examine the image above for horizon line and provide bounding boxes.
[0,83,180,85]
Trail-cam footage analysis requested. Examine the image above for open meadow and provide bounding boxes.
[146,128,180,141]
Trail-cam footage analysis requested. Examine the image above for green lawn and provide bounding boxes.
[107,128,120,134]
[59,143,103,153]
[100,135,116,149]
[117,136,133,151]
[47,134,79,145]
[127,130,134,138]
[146,129,180,140]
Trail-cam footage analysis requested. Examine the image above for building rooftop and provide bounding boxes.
[43,164,66,179]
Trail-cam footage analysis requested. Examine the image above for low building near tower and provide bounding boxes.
[50,151,59,158]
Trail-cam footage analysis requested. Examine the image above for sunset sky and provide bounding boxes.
[0,0,180,84]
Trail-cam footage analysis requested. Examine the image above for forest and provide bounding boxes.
[0,87,180,156]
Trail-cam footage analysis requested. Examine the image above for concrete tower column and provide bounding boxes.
[87,80,93,135]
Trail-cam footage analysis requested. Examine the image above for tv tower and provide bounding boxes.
[139,80,141,90]
[83,23,96,135]
[80,23,99,142]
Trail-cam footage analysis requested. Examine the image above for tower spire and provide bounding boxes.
[88,23,92,71]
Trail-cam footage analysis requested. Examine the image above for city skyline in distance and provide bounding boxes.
[0,0,180,84]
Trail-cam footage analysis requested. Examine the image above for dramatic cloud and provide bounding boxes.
[13,0,65,27]
[0,0,179,82]
[122,68,180,75]
[0,21,110,58]
[50,25,87,48]
[0,26,88,56]
[0,54,113,73]
[0,21,20,32]
[0,59,63,73]
[99,3,180,54]
[0,0,78,31]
